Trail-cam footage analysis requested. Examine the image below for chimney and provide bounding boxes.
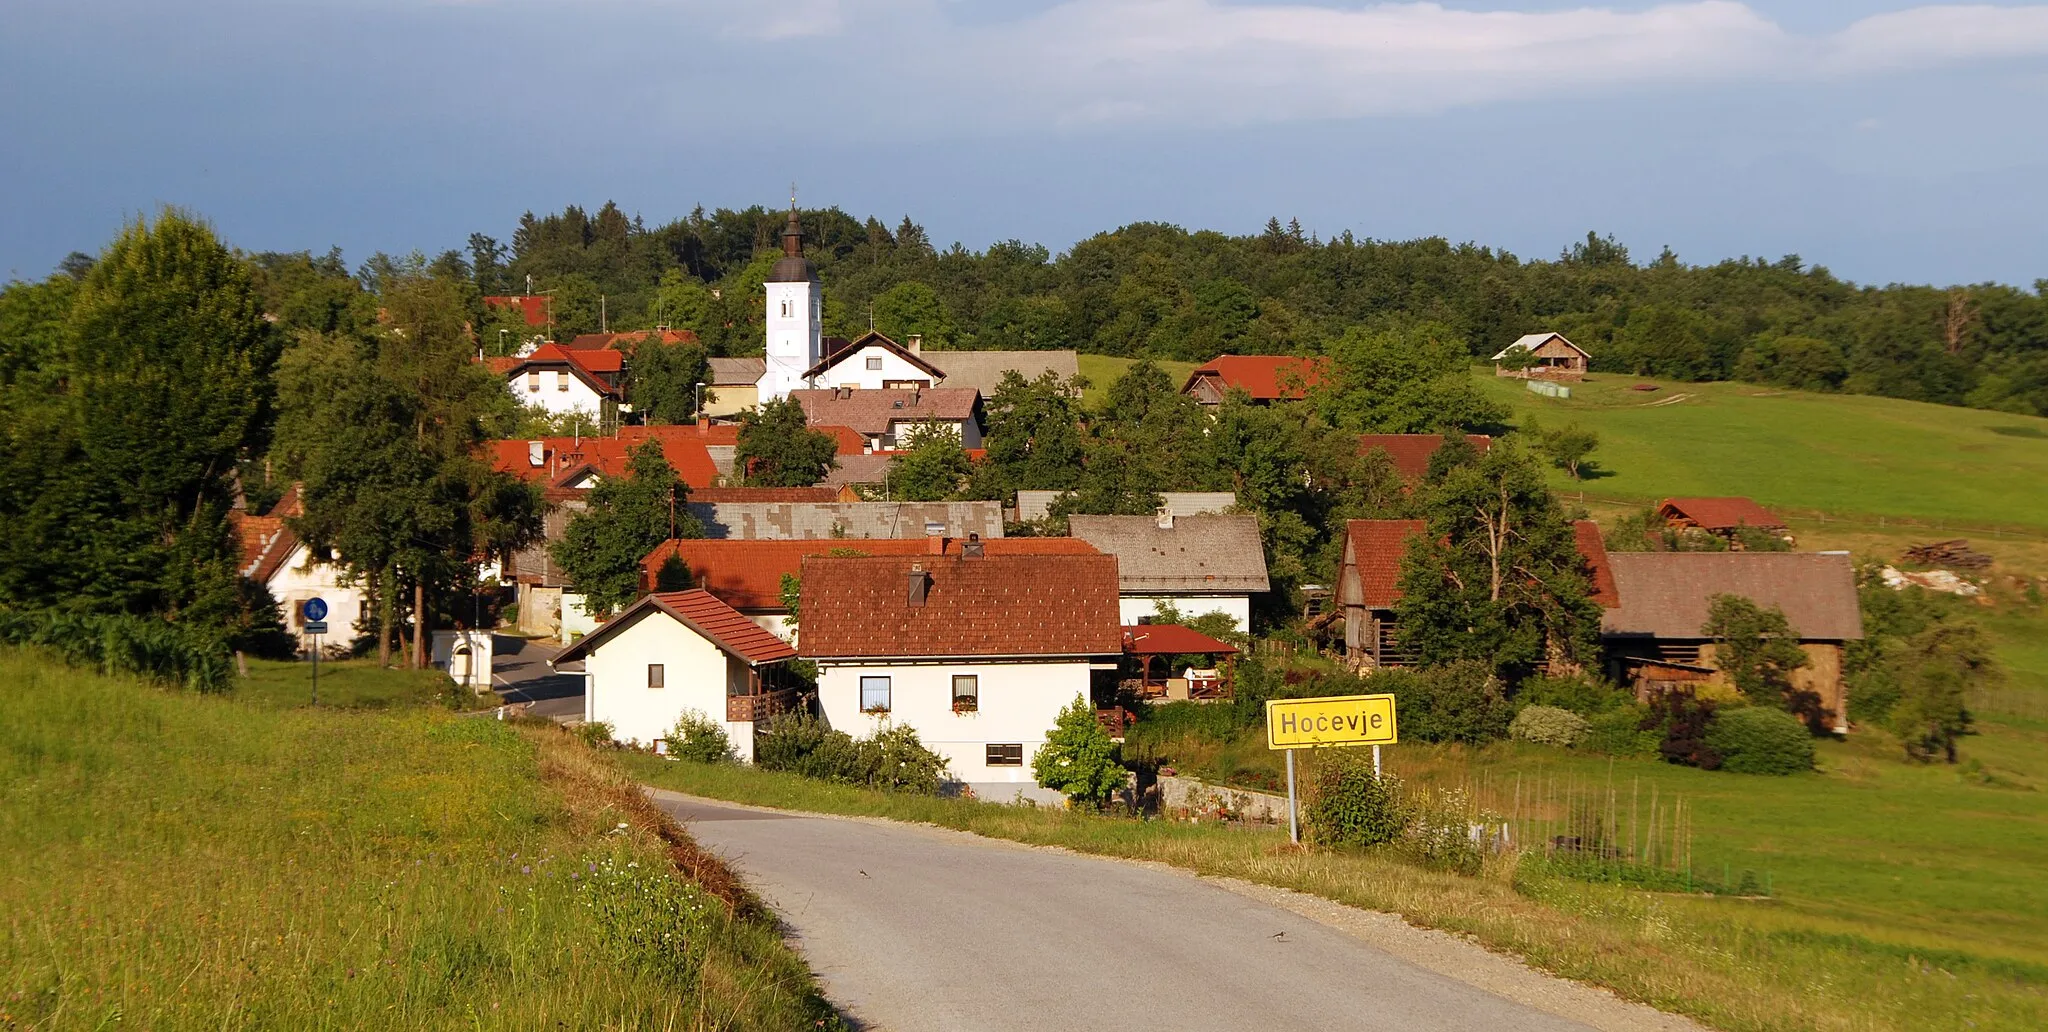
[697,412,710,433]
[906,564,929,606]
[905,334,922,354]
[962,533,984,559]
[924,520,946,554]
[1156,506,1174,530]
[528,440,544,467]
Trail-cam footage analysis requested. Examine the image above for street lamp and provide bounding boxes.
[694,381,706,418]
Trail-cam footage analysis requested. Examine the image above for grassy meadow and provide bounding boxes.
[1075,353,1199,410]
[1481,371,2048,532]
[0,650,839,1031]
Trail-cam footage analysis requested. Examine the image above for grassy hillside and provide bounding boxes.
[0,651,838,1030]
[1077,354,1199,410]
[1481,372,2048,531]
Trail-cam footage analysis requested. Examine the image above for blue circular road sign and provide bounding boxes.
[301,597,328,622]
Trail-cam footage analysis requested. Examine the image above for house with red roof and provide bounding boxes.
[1355,434,1494,480]
[1182,355,1331,406]
[483,295,552,327]
[1657,497,1791,546]
[800,552,1124,803]
[1335,518,1617,668]
[228,485,364,655]
[500,343,624,421]
[551,589,800,757]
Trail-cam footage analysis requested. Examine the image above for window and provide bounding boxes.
[647,664,664,689]
[952,674,979,713]
[557,371,569,391]
[986,743,1023,767]
[526,371,539,392]
[859,675,891,713]
[780,300,791,318]
[865,355,883,370]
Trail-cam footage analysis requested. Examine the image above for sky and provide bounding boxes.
[5,1,2048,287]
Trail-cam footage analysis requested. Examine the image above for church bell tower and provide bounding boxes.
[757,203,822,403]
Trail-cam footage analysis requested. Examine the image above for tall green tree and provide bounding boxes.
[888,422,971,500]
[736,398,839,487]
[622,335,710,424]
[551,442,702,617]
[1315,322,1506,433]
[967,370,1084,500]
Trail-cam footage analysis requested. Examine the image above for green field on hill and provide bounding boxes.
[1076,354,1200,410]
[0,651,836,1030]
[1480,372,2048,531]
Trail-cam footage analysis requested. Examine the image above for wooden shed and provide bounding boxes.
[1492,332,1590,381]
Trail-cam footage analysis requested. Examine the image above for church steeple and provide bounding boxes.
[768,201,817,283]
[758,190,823,402]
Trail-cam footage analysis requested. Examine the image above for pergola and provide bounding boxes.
[1121,624,1239,701]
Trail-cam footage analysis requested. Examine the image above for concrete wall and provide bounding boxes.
[268,543,366,656]
[1158,775,1290,824]
[582,610,756,751]
[511,368,607,417]
[1119,594,1251,632]
[430,629,494,693]
[817,658,1091,794]
[704,383,758,418]
[561,592,601,642]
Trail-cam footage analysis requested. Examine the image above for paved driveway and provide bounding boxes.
[652,790,1699,1032]
[490,635,584,721]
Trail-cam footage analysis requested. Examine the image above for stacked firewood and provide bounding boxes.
[1903,539,1992,570]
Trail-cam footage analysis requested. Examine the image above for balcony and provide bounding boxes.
[726,687,802,723]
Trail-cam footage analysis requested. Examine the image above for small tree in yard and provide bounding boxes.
[1540,422,1599,480]
[1032,695,1126,808]
[737,397,838,487]
[1702,595,1826,732]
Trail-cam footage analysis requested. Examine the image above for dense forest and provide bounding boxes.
[419,201,2047,416]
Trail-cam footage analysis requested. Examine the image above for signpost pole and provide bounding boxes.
[311,632,319,707]
[1373,743,1381,778]
[1285,748,1299,845]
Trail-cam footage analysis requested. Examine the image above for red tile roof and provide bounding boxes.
[486,432,720,490]
[228,486,308,584]
[527,342,624,375]
[568,328,700,351]
[688,487,845,503]
[483,295,551,327]
[1121,624,1240,657]
[554,589,795,666]
[1340,518,1616,610]
[1355,434,1495,480]
[798,553,1122,659]
[1657,497,1787,532]
[642,536,1100,609]
[1183,355,1331,401]
[790,388,979,436]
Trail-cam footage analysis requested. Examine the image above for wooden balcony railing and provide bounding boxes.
[1095,706,1136,740]
[727,687,802,723]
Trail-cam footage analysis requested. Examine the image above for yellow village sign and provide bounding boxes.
[1265,694,1399,750]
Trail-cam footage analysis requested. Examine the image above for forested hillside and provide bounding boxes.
[447,202,2048,415]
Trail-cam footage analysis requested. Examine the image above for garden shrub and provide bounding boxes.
[573,720,616,748]
[1304,753,1407,849]
[1646,690,1721,769]
[662,710,733,764]
[858,722,947,794]
[1580,705,1660,758]
[1032,695,1128,807]
[756,713,947,793]
[1515,673,1629,715]
[1366,660,1509,744]
[1510,705,1591,748]
[1401,785,1486,875]
[1706,706,1815,775]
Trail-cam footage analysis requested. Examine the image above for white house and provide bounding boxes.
[800,330,947,391]
[550,590,800,759]
[231,486,365,655]
[798,552,1123,804]
[497,343,623,420]
[1067,513,1269,631]
[758,208,824,404]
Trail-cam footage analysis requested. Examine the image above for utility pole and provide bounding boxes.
[600,295,608,333]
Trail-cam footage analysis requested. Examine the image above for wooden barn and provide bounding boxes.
[1492,332,1591,380]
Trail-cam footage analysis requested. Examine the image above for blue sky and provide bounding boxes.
[5,1,2048,287]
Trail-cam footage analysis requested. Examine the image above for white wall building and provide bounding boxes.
[1067,513,1270,632]
[551,590,800,759]
[501,343,621,421]
[798,552,1123,804]
[799,331,946,391]
[757,208,823,404]
[232,486,366,656]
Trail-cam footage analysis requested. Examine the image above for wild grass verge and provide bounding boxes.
[0,648,838,1031]
[625,752,2048,1032]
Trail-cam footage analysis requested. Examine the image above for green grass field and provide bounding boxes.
[1481,371,2048,531]
[1076,354,1199,410]
[232,656,492,711]
[0,650,837,1030]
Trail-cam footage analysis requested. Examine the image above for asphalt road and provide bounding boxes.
[490,635,584,722]
[652,790,1690,1032]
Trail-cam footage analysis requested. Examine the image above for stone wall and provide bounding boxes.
[1157,774,1292,825]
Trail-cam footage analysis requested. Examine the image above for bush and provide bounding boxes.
[1706,706,1815,775]
[1510,705,1591,748]
[1304,753,1407,849]
[1365,660,1510,744]
[573,720,616,748]
[755,713,947,793]
[661,710,733,764]
[1580,705,1661,758]
[1646,690,1721,769]
[1032,695,1128,807]
[857,722,947,794]
[1401,785,1486,875]
[0,607,231,692]
[1515,673,1629,716]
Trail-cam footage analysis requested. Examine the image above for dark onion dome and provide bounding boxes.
[769,207,817,283]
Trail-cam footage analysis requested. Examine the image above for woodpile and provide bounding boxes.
[1903,539,1992,571]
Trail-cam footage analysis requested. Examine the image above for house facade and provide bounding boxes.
[799,553,1123,804]
[231,486,365,656]
[499,343,622,421]
[1492,332,1591,380]
[705,357,763,418]
[1601,552,1860,733]
[1066,513,1269,630]
[800,330,947,391]
[552,590,800,758]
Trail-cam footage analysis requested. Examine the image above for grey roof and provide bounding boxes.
[931,350,1081,394]
[707,356,764,385]
[1602,552,1863,641]
[1015,490,1236,525]
[1492,332,1590,361]
[791,388,980,435]
[685,501,1006,541]
[817,453,892,487]
[1067,514,1269,594]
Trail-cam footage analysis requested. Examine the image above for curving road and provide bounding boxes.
[650,789,1700,1032]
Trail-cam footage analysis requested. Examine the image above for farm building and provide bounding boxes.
[1658,497,1791,544]
[1067,513,1270,631]
[1492,332,1590,380]
[551,589,801,758]
[1355,434,1495,481]
[1601,552,1860,733]
[799,552,1124,804]
[1181,355,1331,406]
[1336,519,1618,667]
